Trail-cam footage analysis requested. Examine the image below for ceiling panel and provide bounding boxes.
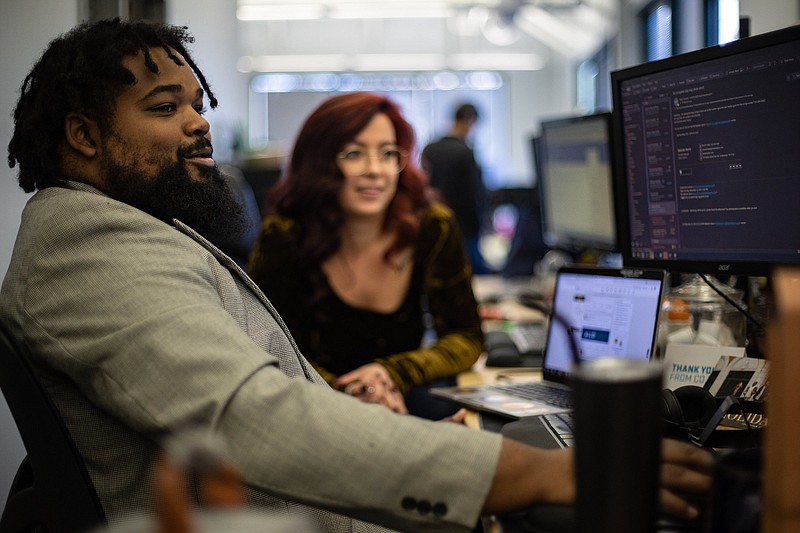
[235,0,619,72]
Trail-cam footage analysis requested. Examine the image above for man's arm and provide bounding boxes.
[9,189,503,531]
[6,187,712,531]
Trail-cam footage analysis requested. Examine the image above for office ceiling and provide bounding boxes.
[235,0,619,72]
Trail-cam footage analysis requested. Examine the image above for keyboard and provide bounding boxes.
[487,381,572,408]
[541,412,575,448]
[498,411,575,450]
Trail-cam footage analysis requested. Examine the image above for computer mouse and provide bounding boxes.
[517,291,549,311]
[485,345,522,367]
[518,289,545,301]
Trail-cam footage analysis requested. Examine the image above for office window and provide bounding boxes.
[578,40,614,113]
[248,71,515,189]
[644,0,673,61]
[707,0,741,45]
[644,0,740,59]
[576,59,599,113]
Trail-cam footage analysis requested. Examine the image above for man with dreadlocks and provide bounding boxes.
[1,18,712,532]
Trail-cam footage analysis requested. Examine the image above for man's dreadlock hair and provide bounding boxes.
[7,18,218,192]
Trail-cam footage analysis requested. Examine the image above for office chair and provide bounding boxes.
[0,322,106,533]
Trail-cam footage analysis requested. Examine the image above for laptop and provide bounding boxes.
[431,266,668,420]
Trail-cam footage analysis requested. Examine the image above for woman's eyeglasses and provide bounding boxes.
[336,146,408,175]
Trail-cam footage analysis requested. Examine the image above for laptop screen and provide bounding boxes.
[543,267,667,382]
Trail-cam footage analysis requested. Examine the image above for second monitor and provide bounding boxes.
[536,112,617,254]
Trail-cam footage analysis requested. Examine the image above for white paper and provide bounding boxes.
[663,343,746,390]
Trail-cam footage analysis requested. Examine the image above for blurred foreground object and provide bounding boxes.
[763,266,800,533]
[95,432,317,533]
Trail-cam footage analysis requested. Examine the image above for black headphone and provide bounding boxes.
[661,385,763,449]
[662,386,717,435]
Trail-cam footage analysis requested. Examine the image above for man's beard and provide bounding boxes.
[100,145,248,248]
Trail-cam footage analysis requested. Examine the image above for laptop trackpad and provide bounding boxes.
[500,416,562,450]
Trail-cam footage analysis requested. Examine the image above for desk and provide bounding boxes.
[457,350,702,533]
[458,361,705,533]
[458,363,734,533]
[455,356,540,533]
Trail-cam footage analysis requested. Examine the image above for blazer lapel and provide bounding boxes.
[172,219,319,383]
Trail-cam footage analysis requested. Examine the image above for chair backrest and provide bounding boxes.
[0,322,106,533]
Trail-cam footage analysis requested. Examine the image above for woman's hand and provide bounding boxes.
[338,363,408,414]
[439,408,468,424]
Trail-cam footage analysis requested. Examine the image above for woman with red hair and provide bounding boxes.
[248,92,483,418]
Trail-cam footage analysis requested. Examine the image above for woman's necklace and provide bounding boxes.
[336,246,412,276]
[390,250,413,273]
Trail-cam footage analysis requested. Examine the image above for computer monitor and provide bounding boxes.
[611,24,800,277]
[537,112,617,253]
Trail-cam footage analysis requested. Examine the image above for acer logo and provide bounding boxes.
[718,265,731,271]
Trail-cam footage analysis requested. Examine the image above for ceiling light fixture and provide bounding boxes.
[238,52,545,73]
[237,4,324,20]
[328,2,452,19]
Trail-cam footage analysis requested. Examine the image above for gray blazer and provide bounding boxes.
[0,182,502,532]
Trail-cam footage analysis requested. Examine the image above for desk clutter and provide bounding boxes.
[466,272,763,533]
[476,274,549,369]
[484,325,546,368]
[490,407,762,533]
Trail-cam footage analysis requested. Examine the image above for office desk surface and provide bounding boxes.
[455,356,542,533]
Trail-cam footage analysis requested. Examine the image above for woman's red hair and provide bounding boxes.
[268,92,431,273]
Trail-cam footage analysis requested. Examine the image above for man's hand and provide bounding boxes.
[483,437,713,520]
[659,439,714,520]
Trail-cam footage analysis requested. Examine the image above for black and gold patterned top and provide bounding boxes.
[248,203,484,394]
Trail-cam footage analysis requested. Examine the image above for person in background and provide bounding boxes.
[422,102,489,274]
[2,19,713,532]
[212,164,262,270]
[248,92,482,419]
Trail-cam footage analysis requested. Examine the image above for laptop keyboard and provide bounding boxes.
[541,412,575,448]
[487,381,572,408]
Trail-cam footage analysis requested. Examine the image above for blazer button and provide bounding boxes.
[433,502,448,517]
[401,497,416,511]
[417,500,432,514]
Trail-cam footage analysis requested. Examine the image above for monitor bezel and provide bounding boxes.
[537,111,617,253]
[610,24,800,277]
